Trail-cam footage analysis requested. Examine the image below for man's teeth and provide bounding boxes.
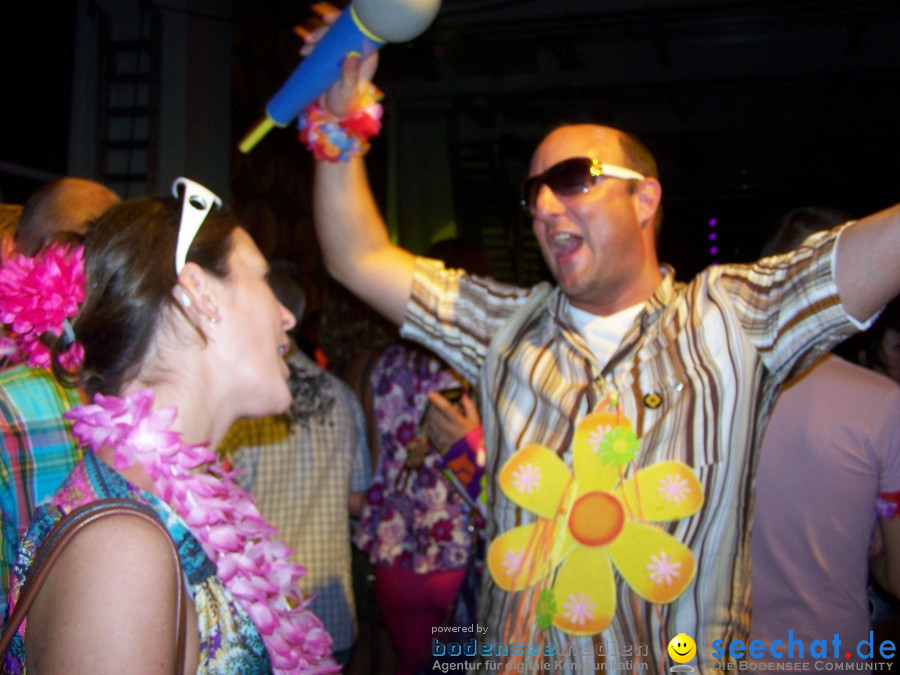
[553,233,574,245]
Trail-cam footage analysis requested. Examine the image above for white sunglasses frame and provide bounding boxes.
[172,177,223,274]
[521,157,646,216]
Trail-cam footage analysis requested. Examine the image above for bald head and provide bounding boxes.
[533,124,657,171]
[16,178,120,256]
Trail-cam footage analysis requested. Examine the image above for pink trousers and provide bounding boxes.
[374,563,467,675]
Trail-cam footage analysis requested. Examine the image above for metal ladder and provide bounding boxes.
[92,0,160,199]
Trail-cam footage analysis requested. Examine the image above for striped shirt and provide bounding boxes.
[0,365,85,623]
[219,347,371,653]
[400,225,864,672]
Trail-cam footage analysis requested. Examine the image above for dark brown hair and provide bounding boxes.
[761,205,852,257]
[837,295,900,377]
[54,194,238,396]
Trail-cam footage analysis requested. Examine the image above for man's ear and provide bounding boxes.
[633,177,662,228]
[174,262,221,325]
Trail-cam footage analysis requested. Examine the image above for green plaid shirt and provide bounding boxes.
[0,365,85,623]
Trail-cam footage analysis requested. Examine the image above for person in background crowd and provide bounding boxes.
[351,238,490,675]
[749,206,900,667]
[0,204,22,254]
[0,177,119,625]
[6,177,119,259]
[838,293,900,651]
[842,296,900,387]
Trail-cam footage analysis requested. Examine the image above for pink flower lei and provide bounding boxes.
[0,242,85,370]
[65,389,338,673]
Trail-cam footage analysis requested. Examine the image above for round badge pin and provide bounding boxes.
[644,392,662,409]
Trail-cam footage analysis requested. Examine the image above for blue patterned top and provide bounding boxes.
[4,451,271,674]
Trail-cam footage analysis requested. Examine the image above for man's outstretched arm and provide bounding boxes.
[835,203,900,322]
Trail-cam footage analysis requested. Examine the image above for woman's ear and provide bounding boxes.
[174,262,221,326]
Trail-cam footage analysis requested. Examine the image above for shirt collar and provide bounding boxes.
[545,265,679,374]
[548,265,677,326]
[641,264,678,329]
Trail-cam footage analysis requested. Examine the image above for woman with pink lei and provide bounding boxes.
[2,179,338,673]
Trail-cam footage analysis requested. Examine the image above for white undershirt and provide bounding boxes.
[568,302,643,367]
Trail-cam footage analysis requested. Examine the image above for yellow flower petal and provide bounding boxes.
[615,461,703,523]
[573,411,631,492]
[498,444,573,519]
[551,545,616,635]
[487,522,556,591]
[609,521,696,604]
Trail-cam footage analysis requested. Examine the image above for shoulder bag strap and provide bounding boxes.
[0,497,187,674]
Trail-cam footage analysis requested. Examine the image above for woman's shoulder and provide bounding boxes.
[54,508,179,575]
[23,510,184,672]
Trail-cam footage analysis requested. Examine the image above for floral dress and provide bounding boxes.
[4,451,270,674]
[353,343,477,573]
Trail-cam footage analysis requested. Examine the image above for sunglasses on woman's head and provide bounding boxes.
[520,157,645,217]
[172,177,222,275]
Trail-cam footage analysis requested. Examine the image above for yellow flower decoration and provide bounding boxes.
[487,404,704,636]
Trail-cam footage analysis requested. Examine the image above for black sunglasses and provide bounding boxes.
[520,157,645,216]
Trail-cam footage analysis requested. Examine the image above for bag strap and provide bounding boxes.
[0,498,187,673]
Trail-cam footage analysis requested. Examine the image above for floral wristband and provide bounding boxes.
[297,82,383,162]
[876,491,900,520]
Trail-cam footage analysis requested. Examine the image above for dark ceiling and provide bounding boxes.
[368,0,899,273]
[379,0,899,139]
[3,0,898,277]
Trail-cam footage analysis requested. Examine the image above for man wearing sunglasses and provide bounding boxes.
[311,54,900,672]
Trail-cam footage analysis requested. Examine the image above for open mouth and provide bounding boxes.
[550,232,583,259]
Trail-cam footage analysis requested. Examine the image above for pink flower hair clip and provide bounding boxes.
[0,242,86,370]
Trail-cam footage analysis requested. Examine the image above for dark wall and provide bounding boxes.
[0,4,77,202]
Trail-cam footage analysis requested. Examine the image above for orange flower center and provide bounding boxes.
[568,491,624,547]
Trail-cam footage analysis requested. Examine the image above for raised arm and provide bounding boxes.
[302,28,416,325]
[835,203,900,322]
[314,155,415,326]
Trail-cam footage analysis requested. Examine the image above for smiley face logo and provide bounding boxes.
[667,633,696,664]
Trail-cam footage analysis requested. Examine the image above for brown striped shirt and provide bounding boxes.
[401,225,863,672]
